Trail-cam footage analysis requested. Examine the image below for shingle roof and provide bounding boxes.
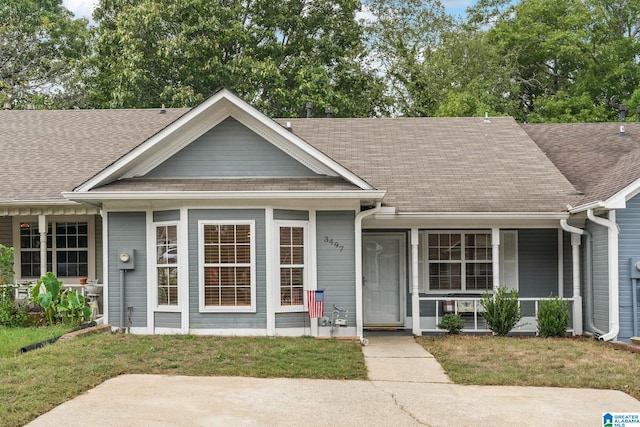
[0,109,189,201]
[0,108,582,213]
[92,177,360,192]
[522,123,640,205]
[280,117,580,213]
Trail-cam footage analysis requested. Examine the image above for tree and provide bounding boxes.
[90,0,388,117]
[0,0,92,109]
[432,30,519,118]
[364,0,454,116]
[469,0,640,122]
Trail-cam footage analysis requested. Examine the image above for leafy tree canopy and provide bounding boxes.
[0,0,91,109]
[91,0,388,117]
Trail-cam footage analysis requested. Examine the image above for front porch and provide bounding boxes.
[361,217,585,337]
[415,295,576,334]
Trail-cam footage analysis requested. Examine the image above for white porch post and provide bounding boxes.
[491,228,500,290]
[411,228,420,336]
[570,233,583,335]
[38,215,47,278]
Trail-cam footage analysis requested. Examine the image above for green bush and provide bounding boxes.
[438,313,465,334]
[537,296,570,337]
[31,273,92,326]
[481,286,522,336]
[0,287,28,327]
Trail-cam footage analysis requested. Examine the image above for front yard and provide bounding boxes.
[2,329,639,427]
[0,331,366,427]
[419,335,640,400]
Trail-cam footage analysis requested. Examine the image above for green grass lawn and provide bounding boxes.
[0,332,366,427]
[418,335,640,400]
[0,325,73,357]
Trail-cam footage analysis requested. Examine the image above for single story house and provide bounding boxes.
[1,89,637,342]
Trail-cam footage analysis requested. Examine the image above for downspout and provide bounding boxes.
[587,209,620,341]
[559,219,588,335]
[355,202,382,342]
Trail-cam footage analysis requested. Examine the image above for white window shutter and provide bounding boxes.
[500,231,519,291]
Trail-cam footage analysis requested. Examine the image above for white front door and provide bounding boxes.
[363,233,405,326]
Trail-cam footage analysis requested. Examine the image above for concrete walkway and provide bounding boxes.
[362,336,451,383]
[27,336,640,427]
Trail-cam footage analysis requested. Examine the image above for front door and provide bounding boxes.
[363,233,405,326]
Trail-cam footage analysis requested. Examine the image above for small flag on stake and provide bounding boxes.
[307,290,324,318]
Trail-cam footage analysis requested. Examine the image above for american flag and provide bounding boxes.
[307,290,324,318]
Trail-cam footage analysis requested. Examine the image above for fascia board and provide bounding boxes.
[63,190,386,201]
[373,212,570,220]
[76,89,374,193]
[569,201,606,214]
[76,94,232,192]
[571,177,640,214]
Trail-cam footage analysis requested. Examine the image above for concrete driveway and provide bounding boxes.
[27,336,640,426]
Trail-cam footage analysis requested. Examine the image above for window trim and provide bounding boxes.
[198,220,256,313]
[275,220,308,313]
[499,230,519,291]
[420,230,494,294]
[13,216,96,281]
[153,221,180,312]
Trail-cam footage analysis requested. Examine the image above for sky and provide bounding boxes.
[62,0,476,22]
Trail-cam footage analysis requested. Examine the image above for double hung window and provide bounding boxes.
[278,224,306,308]
[424,232,493,292]
[155,223,178,306]
[20,221,89,278]
[199,221,255,312]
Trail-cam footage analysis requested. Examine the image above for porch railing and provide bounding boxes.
[417,296,575,335]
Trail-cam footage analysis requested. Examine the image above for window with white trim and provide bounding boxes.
[19,221,89,278]
[199,221,255,311]
[423,232,493,292]
[155,223,178,306]
[278,223,306,308]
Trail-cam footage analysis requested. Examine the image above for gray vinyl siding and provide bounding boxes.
[0,217,11,247]
[615,197,640,341]
[107,212,147,328]
[153,210,180,222]
[316,211,356,317]
[155,312,181,329]
[95,216,103,283]
[274,209,309,221]
[587,220,609,333]
[188,209,266,329]
[147,117,317,178]
[518,229,558,298]
[275,312,310,329]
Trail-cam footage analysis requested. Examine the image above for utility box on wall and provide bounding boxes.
[118,248,135,270]
[629,258,640,279]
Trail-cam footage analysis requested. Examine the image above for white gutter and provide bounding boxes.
[63,190,386,201]
[559,219,586,335]
[354,202,382,342]
[586,209,619,341]
[373,212,570,220]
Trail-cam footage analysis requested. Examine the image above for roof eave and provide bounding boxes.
[373,211,571,220]
[63,190,386,202]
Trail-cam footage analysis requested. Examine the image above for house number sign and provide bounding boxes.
[323,235,344,253]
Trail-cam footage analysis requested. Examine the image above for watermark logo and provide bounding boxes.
[603,413,640,427]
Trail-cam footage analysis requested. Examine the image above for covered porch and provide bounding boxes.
[360,212,584,337]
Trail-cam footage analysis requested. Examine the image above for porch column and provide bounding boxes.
[570,233,583,335]
[38,215,47,278]
[411,228,420,336]
[491,228,500,290]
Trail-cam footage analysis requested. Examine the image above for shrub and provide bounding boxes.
[481,286,522,336]
[537,295,570,337]
[0,286,29,327]
[438,313,465,334]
